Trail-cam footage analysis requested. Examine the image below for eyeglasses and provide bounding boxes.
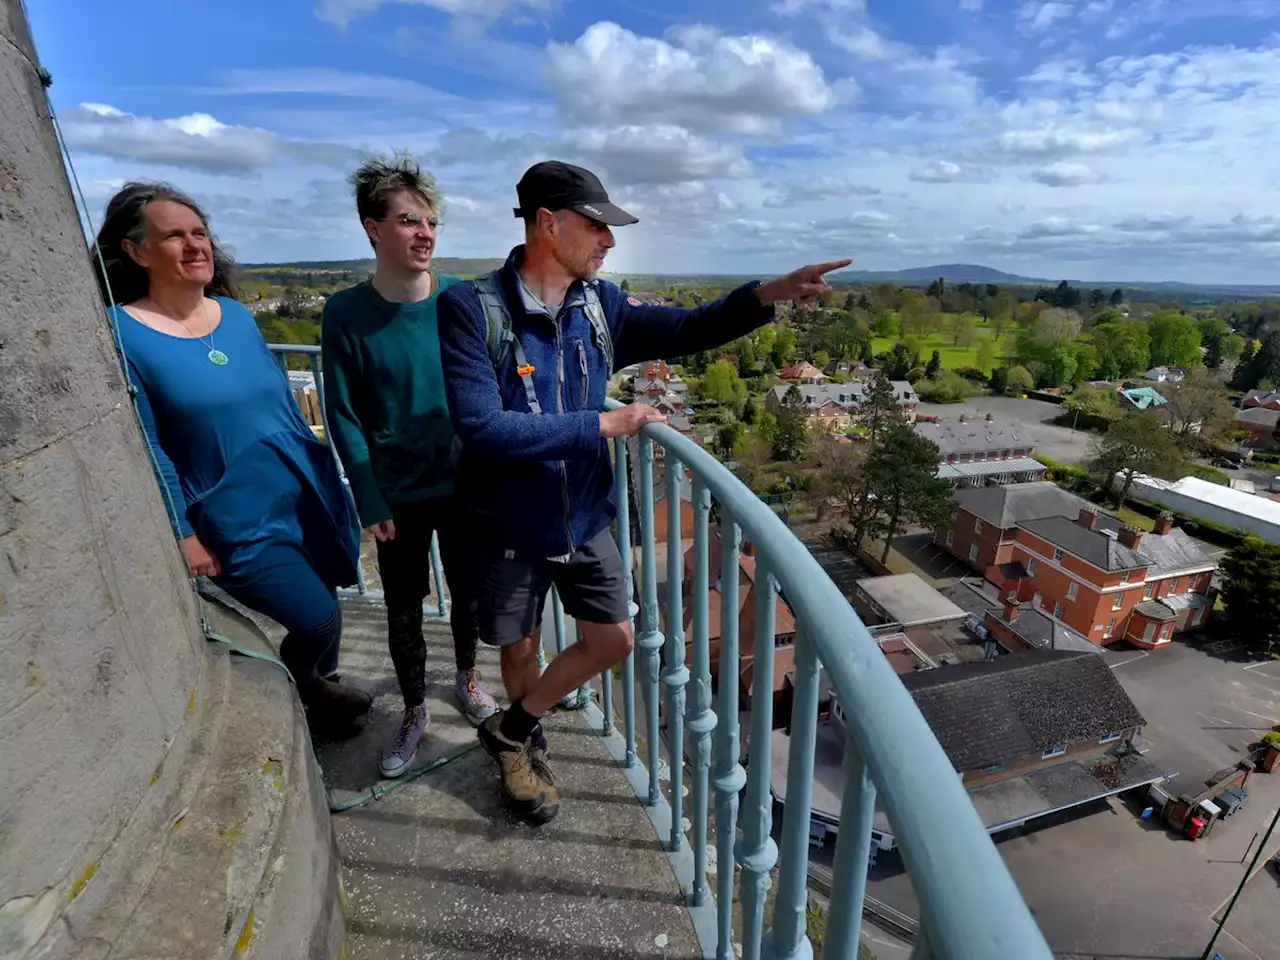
[379,213,442,231]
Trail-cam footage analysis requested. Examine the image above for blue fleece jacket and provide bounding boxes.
[437,245,775,557]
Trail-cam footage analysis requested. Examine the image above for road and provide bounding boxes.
[918,395,1094,465]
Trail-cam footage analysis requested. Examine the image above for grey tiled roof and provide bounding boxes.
[900,651,1146,771]
[767,381,918,409]
[1000,606,1097,653]
[1019,516,1148,571]
[1237,407,1280,427]
[954,482,1089,528]
[1134,527,1213,576]
[1135,601,1178,621]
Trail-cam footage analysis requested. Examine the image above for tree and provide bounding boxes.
[1219,539,1280,655]
[741,398,758,425]
[872,311,898,338]
[992,290,1016,335]
[848,375,908,545]
[1005,365,1034,396]
[925,350,942,380]
[926,277,946,299]
[899,290,935,337]
[1063,384,1119,427]
[975,339,995,374]
[881,342,912,380]
[1147,312,1203,368]
[1090,319,1152,379]
[807,437,867,523]
[1033,307,1084,347]
[715,421,748,460]
[949,312,977,346]
[1089,288,1107,309]
[1219,333,1246,367]
[701,359,747,407]
[862,424,954,563]
[1236,332,1280,392]
[771,326,798,369]
[619,279,631,293]
[772,385,809,461]
[1109,288,1124,307]
[1162,368,1234,446]
[1088,410,1186,507]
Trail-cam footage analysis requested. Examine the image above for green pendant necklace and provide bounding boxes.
[179,305,227,365]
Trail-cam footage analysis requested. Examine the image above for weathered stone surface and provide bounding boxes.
[316,598,703,960]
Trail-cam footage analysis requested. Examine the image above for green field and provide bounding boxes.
[870,319,1009,374]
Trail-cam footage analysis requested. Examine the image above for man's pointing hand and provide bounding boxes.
[756,259,855,307]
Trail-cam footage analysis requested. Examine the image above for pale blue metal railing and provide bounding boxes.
[269,342,1050,959]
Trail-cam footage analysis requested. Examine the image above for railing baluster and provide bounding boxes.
[427,530,448,618]
[739,561,780,960]
[824,736,877,958]
[613,436,638,767]
[600,652,613,735]
[910,923,934,959]
[552,586,568,655]
[663,459,689,852]
[637,436,665,806]
[767,629,820,959]
[714,517,746,960]
[686,477,716,906]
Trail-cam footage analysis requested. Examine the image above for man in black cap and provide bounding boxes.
[437,160,849,824]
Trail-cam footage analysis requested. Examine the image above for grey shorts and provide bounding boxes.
[476,527,630,647]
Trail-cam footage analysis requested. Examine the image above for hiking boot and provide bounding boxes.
[455,668,498,726]
[529,723,555,786]
[380,703,430,779]
[478,713,559,824]
[306,676,373,736]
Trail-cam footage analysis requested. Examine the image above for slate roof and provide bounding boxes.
[767,381,918,410]
[1018,516,1148,570]
[996,605,1098,654]
[1135,601,1178,621]
[937,458,1047,481]
[1237,407,1280,427]
[914,418,1037,456]
[1135,527,1214,576]
[900,651,1146,771]
[1243,389,1280,407]
[954,482,1089,528]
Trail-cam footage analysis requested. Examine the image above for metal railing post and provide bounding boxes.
[686,476,716,906]
[636,436,665,806]
[663,459,689,852]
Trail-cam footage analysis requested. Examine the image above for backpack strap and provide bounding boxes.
[582,280,614,375]
[473,269,542,415]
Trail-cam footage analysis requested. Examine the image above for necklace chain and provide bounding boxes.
[170,300,227,366]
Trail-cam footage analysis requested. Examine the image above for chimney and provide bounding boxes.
[1154,511,1174,536]
[1117,524,1144,549]
[1003,596,1020,622]
[1078,506,1099,531]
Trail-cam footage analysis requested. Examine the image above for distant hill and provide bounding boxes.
[241,257,505,278]
[832,264,1045,285]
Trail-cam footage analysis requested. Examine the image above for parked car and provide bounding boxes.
[1210,457,1240,470]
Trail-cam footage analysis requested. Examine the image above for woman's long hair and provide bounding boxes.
[91,182,240,306]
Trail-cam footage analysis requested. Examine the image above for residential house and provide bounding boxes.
[1143,366,1186,384]
[652,473,694,544]
[914,414,1046,488]
[991,507,1216,648]
[937,482,1090,573]
[634,376,688,409]
[824,360,875,380]
[763,381,919,429]
[1242,389,1280,410]
[779,361,826,383]
[773,650,1164,850]
[682,535,797,712]
[1118,386,1168,411]
[640,360,672,381]
[942,579,1099,655]
[1236,406,1280,447]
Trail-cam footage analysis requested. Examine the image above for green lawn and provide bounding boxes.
[871,319,1009,374]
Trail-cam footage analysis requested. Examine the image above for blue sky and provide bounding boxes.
[27,0,1280,282]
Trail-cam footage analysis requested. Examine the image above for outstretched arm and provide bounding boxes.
[610,260,852,370]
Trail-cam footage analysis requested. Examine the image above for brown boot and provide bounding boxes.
[478,713,559,824]
[305,676,373,737]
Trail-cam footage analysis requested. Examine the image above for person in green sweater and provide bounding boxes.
[321,155,497,778]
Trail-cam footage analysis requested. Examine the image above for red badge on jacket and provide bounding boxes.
[627,297,642,307]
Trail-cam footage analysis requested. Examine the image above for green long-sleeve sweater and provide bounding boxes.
[320,276,460,527]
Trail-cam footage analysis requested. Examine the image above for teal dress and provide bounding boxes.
[110,298,360,624]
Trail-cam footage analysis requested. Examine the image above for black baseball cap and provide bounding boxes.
[513,161,639,227]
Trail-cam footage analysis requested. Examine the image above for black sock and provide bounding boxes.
[500,699,540,744]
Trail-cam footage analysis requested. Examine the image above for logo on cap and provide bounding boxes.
[581,204,603,216]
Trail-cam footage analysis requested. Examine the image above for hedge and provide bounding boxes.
[1188,464,1231,486]
[1116,496,1247,549]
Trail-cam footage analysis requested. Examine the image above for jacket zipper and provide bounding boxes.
[577,340,590,407]
[553,310,575,555]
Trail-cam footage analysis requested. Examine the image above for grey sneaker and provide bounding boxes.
[380,703,429,779]
[455,668,498,725]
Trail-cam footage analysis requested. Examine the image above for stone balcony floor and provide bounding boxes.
[314,598,703,960]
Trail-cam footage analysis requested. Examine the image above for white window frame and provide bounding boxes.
[1041,745,1067,760]
[1120,571,1130,584]
[1171,577,1181,594]
[1145,582,1156,599]
[1112,594,1123,611]
[1026,558,1037,575]
[1191,607,1204,626]
[1098,732,1122,745]
[1053,602,1065,619]
[1066,582,1078,601]
[1143,622,1156,642]
[945,530,954,547]
[1053,547,1064,562]
[1105,618,1116,637]
[969,543,980,563]
[974,518,984,535]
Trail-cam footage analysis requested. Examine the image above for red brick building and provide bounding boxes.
[990,508,1216,649]
[937,482,1087,572]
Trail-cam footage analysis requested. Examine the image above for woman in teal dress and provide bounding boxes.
[94,182,369,731]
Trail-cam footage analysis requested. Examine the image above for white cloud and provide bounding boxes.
[60,103,355,173]
[908,159,987,182]
[570,125,753,184]
[828,25,894,60]
[763,177,881,207]
[207,67,459,103]
[960,0,984,11]
[772,0,865,14]
[1017,1,1074,31]
[546,22,841,136]
[998,126,1138,157]
[314,0,553,30]
[1027,161,1104,186]
[828,26,983,111]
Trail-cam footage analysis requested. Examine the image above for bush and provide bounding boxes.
[1188,464,1231,486]
[1038,454,1096,492]
[955,366,987,382]
[1006,365,1035,396]
[906,366,926,383]
[1251,451,1280,465]
[1117,496,1247,549]
[915,371,979,404]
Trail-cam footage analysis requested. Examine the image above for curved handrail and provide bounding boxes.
[612,399,1050,957]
